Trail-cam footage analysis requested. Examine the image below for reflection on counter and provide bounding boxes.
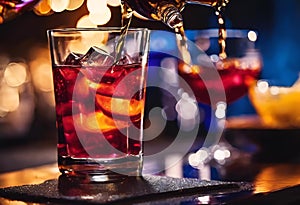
[0,161,298,194]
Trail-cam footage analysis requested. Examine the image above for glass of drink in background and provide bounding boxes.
[176,29,262,167]
[47,28,150,182]
[178,29,262,106]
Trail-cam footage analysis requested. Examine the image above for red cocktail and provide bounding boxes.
[178,29,262,106]
[48,28,150,181]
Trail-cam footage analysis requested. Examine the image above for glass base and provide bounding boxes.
[58,155,143,182]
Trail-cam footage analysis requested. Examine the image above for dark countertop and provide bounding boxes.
[1,116,300,204]
[1,163,300,204]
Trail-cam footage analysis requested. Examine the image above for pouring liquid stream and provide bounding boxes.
[176,7,227,72]
[113,4,133,62]
[117,2,228,72]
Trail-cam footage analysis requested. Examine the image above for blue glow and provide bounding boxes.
[261,0,300,85]
[149,30,177,52]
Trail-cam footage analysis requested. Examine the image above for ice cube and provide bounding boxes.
[64,52,83,65]
[115,54,134,65]
[80,46,115,66]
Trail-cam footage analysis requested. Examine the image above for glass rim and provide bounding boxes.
[47,27,150,33]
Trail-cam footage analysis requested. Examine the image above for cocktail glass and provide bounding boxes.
[47,27,150,182]
[177,29,262,167]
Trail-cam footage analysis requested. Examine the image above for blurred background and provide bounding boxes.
[0,0,300,174]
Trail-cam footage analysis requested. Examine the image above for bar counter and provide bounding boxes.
[1,161,300,204]
[1,116,300,204]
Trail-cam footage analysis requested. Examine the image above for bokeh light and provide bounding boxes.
[67,0,85,11]
[107,0,121,7]
[175,92,199,131]
[33,0,117,26]
[30,61,53,92]
[4,62,27,87]
[87,0,108,13]
[0,83,20,112]
[215,101,226,119]
[33,0,53,16]
[256,80,269,93]
[88,6,112,25]
[248,30,257,42]
[49,0,69,12]
[74,18,109,52]
[76,14,97,28]
[28,46,55,108]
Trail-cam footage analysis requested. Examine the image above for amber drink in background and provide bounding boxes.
[48,28,150,182]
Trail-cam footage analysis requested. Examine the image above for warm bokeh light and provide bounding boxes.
[0,164,60,188]
[28,46,55,109]
[32,0,118,25]
[0,200,28,205]
[0,83,20,112]
[67,0,85,11]
[76,14,97,27]
[30,61,53,92]
[88,5,112,25]
[0,55,36,134]
[254,164,300,193]
[218,17,224,25]
[87,0,107,14]
[107,0,121,7]
[73,18,109,52]
[33,0,53,15]
[4,62,27,87]
[49,0,69,12]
